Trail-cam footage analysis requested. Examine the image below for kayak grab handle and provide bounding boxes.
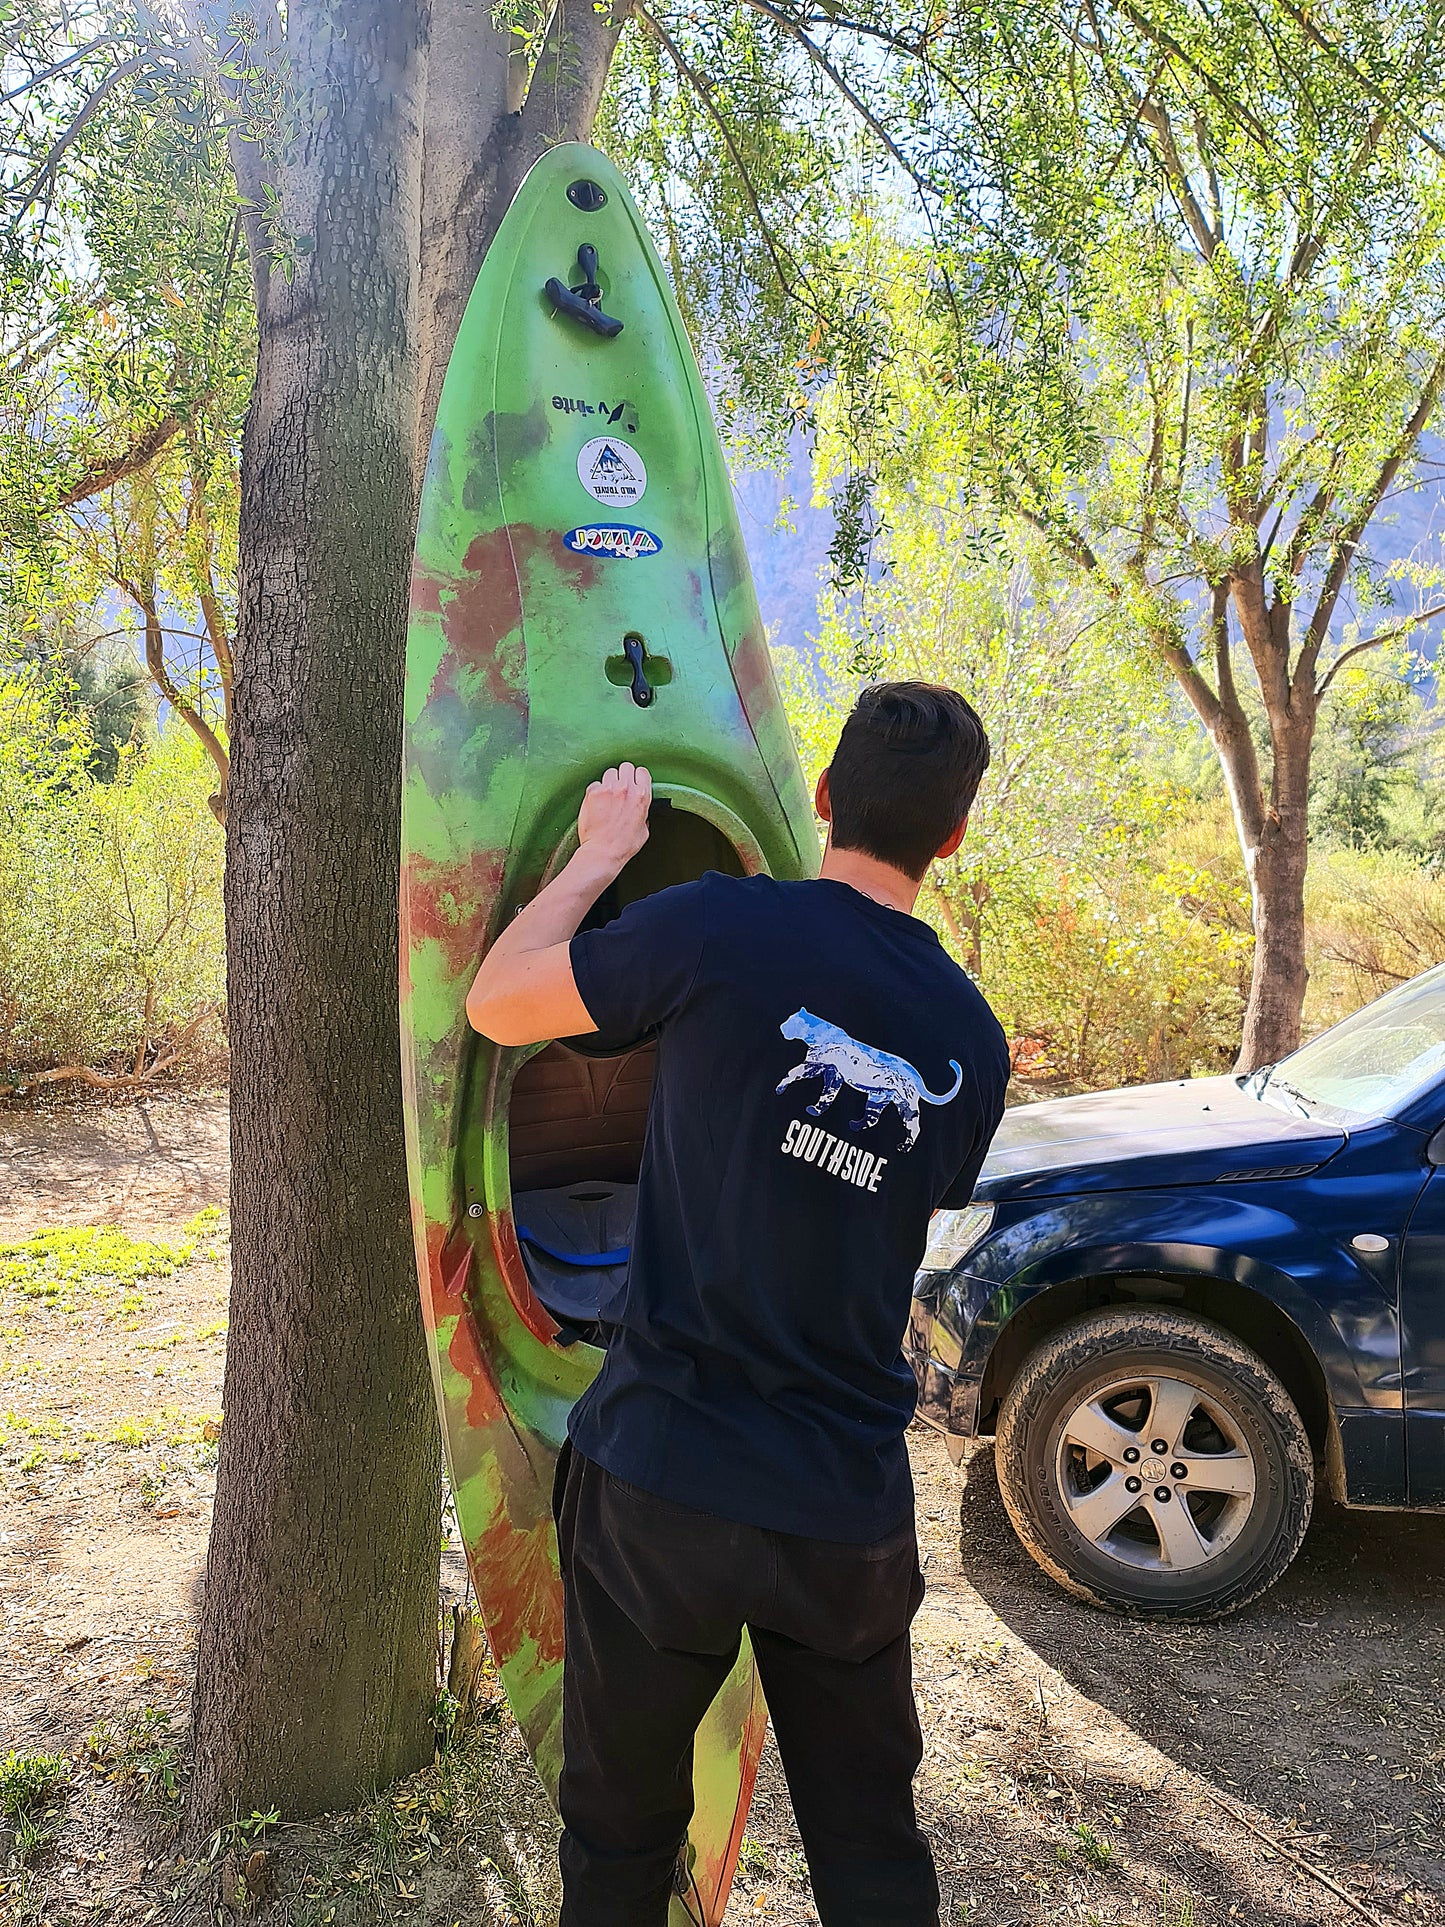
[545,243,623,338]
[623,634,653,707]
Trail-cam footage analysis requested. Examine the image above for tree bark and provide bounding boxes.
[189,1,443,1827]
[1211,570,1317,1072]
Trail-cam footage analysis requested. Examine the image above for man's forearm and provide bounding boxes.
[466,762,652,1045]
[464,848,619,1042]
[488,848,621,968]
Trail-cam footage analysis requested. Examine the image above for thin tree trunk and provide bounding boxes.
[1240,827,1310,1069]
[188,2,442,1827]
[1236,711,1314,1071]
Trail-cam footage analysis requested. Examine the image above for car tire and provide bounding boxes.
[994,1306,1314,1620]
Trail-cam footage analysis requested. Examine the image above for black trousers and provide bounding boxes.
[553,1443,940,1927]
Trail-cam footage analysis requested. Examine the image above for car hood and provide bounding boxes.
[976,1075,1347,1201]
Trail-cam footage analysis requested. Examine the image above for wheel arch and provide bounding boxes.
[976,1270,1338,1479]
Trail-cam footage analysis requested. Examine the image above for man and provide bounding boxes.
[467,682,1009,1927]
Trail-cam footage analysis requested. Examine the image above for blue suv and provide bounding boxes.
[907,963,1445,1618]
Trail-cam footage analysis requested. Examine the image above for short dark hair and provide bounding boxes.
[826,682,989,879]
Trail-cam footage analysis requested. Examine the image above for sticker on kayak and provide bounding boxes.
[577,435,647,506]
[563,523,663,561]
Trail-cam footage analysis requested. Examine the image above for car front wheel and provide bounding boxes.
[994,1306,1314,1619]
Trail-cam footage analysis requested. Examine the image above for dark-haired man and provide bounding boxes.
[468,683,1009,1927]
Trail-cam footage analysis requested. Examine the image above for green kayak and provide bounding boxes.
[399,143,817,1922]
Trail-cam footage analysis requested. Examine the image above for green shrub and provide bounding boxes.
[0,668,223,1079]
[0,1748,70,1817]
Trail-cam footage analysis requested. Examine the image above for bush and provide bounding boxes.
[0,669,224,1081]
[1306,846,1445,1033]
[976,851,1251,1090]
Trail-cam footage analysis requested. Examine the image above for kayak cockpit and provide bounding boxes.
[509,1042,651,1342]
[502,800,751,1343]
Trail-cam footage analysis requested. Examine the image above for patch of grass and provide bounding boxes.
[0,1210,227,1316]
[84,1708,184,1803]
[738,1833,772,1877]
[0,1751,71,1864]
[0,1751,70,1818]
[1068,1821,1115,1872]
[1158,1880,1197,1926]
[105,1407,221,1452]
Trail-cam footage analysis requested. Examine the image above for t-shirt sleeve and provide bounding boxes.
[569,878,709,1041]
[937,1018,1010,1208]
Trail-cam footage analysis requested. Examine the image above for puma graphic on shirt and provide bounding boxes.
[775,1007,964,1153]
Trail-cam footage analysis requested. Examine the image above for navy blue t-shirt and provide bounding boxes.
[566,872,1009,1542]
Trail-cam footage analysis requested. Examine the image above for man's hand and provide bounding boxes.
[464,763,654,1047]
[577,762,652,877]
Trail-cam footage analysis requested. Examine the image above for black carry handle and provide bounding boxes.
[545,242,623,338]
[622,634,654,707]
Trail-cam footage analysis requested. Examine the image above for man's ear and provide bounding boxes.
[935,815,968,862]
[815,767,833,824]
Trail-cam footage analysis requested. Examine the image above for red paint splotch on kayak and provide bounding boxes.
[442,524,601,679]
[444,526,526,678]
[409,557,449,618]
[728,619,775,735]
[418,1221,508,1430]
[470,1492,565,1673]
[491,1207,559,1346]
[401,846,506,985]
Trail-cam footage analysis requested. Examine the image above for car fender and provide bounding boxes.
[921,1187,1397,1428]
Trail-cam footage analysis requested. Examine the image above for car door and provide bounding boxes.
[1400,1147,1445,1504]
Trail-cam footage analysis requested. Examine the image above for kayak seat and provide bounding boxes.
[513,1179,638,1340]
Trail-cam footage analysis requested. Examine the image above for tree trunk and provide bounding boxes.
[188,3,442,1827]
[1239,824,1310,1070]
[1227,702,1314,1075]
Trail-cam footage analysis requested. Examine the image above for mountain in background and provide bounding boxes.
[733,459,834,657]
[733,443,1445,673]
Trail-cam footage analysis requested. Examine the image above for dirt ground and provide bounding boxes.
[2,1093,1443,1927]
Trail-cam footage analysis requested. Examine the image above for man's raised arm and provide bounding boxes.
[465,763,652,1048]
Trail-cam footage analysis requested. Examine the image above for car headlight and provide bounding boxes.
[921,1202,995,1272]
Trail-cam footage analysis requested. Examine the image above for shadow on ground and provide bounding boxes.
[952,1439,1445,1914]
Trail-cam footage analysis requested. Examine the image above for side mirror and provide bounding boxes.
[1426,1122,1445,1166]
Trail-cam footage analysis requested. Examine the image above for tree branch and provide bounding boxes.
[516,0,633,153]
[1316,600,1445,697]
[58,413,184,509]
[10,56,153,218]
[1138,98,1217,260]
[636,7,818,312]
[118,575,230,822]
[0,35,134,105]
[1295,344,1445,689]
[1109,3,1270,147]
[1271,0,1445,162]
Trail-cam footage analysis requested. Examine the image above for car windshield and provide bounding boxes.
[1250,963,1445,1125]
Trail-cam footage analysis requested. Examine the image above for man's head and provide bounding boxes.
[820,682,989,879]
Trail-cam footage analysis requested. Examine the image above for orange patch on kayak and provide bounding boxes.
[402,847,505,984]
[490,1208,560,1345]
[471,1488,565,1671]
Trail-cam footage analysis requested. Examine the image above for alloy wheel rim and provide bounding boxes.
[1053,1372,1259,1574]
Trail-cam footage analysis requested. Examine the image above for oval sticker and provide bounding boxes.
[577,435,647,507]
[563,524,663,561]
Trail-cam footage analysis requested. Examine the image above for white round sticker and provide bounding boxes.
[577,435,647,507]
